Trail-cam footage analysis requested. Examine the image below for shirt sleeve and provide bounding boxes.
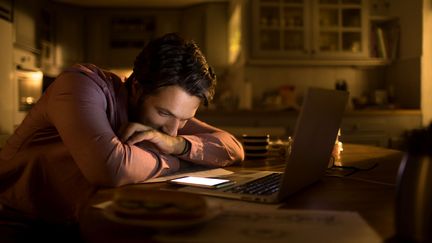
[45,72,179,187]
[177,118,245,167]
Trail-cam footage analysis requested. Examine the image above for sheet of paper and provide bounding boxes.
[143,168,234,183]
[155,209,382,243]
[94,194,381,242]
[204,196,283,211]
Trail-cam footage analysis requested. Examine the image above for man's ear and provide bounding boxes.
[130,79,144,104]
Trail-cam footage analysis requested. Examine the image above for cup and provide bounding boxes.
[373,89,388,105]
[268,137,293,159]
[242,134,270,160]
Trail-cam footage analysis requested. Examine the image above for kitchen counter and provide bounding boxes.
[196,108,422,148]
[344,109,421,116]
[197,108,421,117]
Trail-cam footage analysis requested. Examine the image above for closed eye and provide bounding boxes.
[158,110,171,117]
[157,107,194,122]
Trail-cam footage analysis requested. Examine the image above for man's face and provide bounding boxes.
[135,85,201,136]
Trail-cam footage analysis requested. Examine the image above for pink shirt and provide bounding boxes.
[0,64,244,222]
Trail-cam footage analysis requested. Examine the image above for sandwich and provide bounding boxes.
[110,188,208,220]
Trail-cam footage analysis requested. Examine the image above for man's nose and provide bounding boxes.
[163,119,180,136]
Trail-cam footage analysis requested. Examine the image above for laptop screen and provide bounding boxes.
[278,88,348,200]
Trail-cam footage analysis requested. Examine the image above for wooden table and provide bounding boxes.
[79,144,404,242]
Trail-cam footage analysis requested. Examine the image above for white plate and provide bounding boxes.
[102,202,222,230]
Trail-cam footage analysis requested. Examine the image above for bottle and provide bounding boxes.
[335,79,348,91]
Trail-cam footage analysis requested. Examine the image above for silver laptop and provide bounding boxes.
[178,88,349,203]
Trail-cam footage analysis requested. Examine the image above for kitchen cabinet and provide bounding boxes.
[0,0,12,21]
[84,2,227,70]
[368,0,399,62]
[341,116,389,147]
[14,4,37,52]
[251,0,368,60]
[85,9,181,69]
[13,0,44,53]
[51,6,85,71]
[340,110,422,148]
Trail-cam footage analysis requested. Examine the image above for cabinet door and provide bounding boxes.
[14,1,38,52]
[252,0,311,58]
[340,116,388,147]
[312,0,368,58]
[251,0,368,59]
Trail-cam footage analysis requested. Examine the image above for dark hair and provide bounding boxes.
[126,33,216,106]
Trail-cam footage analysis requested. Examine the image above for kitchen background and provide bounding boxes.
[0,0,431,148]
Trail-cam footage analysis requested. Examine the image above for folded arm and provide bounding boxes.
[177,118,245,167]
[118,117,245,167]
[46,72,180,187]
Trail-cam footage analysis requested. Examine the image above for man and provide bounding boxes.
[0,33,244,223]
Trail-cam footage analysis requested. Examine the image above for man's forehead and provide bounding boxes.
[149,86,200,118]
[155,106,195,120]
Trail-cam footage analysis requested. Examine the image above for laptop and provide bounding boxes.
[177,88,349,203]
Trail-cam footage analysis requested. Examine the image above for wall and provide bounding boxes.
[384,0,422,110]
[180,5,206,52]
[203,3,228,73]
[180,2,228,75]
[0,2,14,146]
[421,0,432,125]
[216,0,247,110]
[0,19,14,139]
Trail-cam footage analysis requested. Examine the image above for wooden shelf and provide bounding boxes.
[369,15,398,22]
[247,58,393,66]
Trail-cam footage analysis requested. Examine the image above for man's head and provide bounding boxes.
[126,33,216,136]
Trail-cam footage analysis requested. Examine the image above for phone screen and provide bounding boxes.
[170,176,234,188]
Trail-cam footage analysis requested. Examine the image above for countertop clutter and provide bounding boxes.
[196,108,422,149]
[197,108,421,116]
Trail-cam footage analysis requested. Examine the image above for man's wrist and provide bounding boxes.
[174,137,191,156]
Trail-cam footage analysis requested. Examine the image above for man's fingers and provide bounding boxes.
[120,123,152,142]
[127,130,156,145]
[124,128,184,155]
[120,126,135,142]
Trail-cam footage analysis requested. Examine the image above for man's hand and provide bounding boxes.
[120,122,186,155]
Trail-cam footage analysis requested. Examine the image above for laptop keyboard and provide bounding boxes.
[223,173,282,195]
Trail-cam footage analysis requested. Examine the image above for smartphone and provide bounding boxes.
[170,176,235,189]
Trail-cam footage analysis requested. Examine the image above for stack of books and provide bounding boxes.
[370,21,400,59]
